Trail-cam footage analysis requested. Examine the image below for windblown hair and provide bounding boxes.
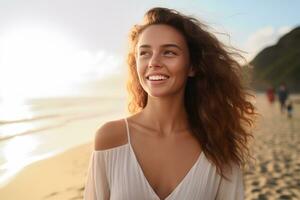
[126,7,256,176]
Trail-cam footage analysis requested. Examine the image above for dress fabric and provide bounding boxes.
[84,118,244,200]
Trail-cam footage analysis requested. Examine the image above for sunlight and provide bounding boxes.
[0,25,120,101]
[0,26,76,99]
[0,99,33,121]
[0,136,39,182]
[0,99,35,141]
[2,136,38,162]
[0,135,55,187]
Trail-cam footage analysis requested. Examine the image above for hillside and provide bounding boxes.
[249,26,300,92]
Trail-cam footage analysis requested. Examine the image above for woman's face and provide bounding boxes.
[135,24,194,98]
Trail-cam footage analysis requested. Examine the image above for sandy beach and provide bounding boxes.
[0,142,93,200]
[0,93,299,200]
[244,94,300,199]
[0,95,126,200]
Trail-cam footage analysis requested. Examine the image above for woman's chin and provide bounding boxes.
[147,90,170,98]
[147,89,181,99]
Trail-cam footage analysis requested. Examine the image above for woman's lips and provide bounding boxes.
[146,78,169,85]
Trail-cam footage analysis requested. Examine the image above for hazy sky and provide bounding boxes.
[0,0,299,99]
[1,0,299,54]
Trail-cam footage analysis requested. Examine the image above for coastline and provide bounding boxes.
[0,142,93,200]
[0,95,126,189]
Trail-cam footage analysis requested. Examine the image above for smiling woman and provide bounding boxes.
[84,7,256,200]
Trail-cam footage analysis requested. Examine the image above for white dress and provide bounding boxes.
[84,118,244,200]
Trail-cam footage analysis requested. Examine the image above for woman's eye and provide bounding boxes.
[164,50,176,56]
[139,51,149,56]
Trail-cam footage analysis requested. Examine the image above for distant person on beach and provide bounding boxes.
[277,83,289,113]
[286,100,293,118]
[84,7,255,200]
[266,86,275,104]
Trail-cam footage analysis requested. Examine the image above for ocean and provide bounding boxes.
[0,95,126,187]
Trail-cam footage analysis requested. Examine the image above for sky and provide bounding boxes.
[0,0,299,99]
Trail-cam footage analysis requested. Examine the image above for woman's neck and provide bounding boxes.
[140,95,190,137]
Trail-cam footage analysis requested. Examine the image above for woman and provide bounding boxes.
[84,7,255,200]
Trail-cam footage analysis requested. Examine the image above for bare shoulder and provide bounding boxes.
[94,119,128,151]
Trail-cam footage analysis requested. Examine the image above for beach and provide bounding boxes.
[0,95,127,200]
[0,93,299,200]
[0,143,92,200]
[244,94,300,199]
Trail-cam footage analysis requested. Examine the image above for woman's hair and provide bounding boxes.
[126,7,256,176]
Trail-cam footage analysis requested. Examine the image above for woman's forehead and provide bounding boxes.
[137,24,187,48]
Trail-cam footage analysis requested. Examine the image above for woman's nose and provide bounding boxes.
[148,54,162,68]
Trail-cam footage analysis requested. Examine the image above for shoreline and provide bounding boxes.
[0,105,126,189]
[0,142,94,200]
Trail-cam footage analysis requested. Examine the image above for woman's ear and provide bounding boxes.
[188,66,196,77]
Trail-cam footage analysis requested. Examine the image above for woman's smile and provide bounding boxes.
[146,74,170,85]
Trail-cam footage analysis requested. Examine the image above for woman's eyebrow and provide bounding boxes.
[138,43,182,50]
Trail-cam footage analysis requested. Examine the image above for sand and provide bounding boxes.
[0,143,93,200]
[244,94,300,199]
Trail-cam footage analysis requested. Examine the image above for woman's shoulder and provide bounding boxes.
[94,118,128,151]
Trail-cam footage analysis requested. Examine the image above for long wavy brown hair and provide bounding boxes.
[126,7,256,176]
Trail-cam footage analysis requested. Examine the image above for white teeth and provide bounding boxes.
[148,75,169,81]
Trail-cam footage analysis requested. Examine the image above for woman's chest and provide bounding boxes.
[129,135,202,199]
[108,145,220,200]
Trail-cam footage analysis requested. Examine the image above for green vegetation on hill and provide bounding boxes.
[249,26,300,92]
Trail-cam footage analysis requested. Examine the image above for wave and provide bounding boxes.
[0,114,61,125]
[0,112,105,141]
[0,96,125,141]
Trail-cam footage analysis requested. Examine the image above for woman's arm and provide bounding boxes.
[84,151,110,200]
[84,120,125,200]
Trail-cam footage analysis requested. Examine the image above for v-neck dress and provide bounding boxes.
[84,118,244,200]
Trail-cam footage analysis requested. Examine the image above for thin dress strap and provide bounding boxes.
[124,118,131,145]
